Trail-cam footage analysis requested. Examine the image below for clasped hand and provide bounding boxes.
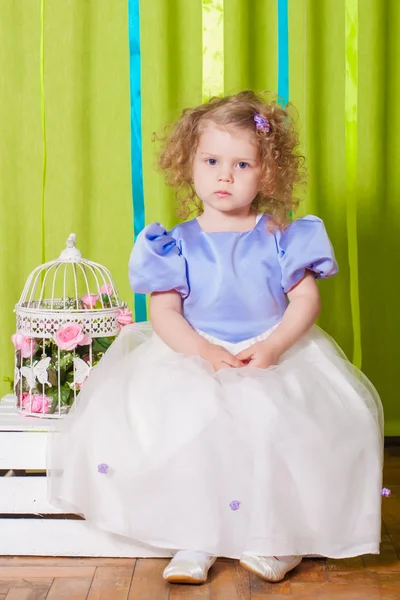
[199,340,281,372]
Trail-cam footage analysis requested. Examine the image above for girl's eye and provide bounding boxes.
[237,162,249,169]
[206,158,217,166]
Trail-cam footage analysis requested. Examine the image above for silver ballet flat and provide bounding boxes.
[240,555,302,582]
[163,550,217,584]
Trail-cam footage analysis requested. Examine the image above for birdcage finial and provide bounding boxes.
[59,233,82,260]
[66,233,76,248]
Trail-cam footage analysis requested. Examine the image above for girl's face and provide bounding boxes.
[192,122,263,218]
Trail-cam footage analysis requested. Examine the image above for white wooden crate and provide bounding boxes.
[0,395,172,558]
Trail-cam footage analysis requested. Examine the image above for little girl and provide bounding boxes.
[48,91,383,585]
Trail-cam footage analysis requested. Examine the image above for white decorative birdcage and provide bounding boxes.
[11,233,133,418]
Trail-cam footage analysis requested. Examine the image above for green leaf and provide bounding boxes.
[59,384,72,406]
[3,376,14,392]
[46,387,58,399]
[47,384,73,411]
[65,371,74,383]
[94,337,115,351]
[92,353,104,367]
[101,293,111,308]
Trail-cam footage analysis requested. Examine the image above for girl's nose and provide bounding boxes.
[218,169,233,183]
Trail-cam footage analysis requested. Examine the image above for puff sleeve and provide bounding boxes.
[129,223,189,297]
[277,216,338,293]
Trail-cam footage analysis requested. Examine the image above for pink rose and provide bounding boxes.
[11,333,38,358]
[100,284,114,296]
[81,294,99,308]
[21,392,50,414]
[54,323,91,351]
[117,308,134,327]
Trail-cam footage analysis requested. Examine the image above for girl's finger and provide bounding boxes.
[235,348,253,361]
[223,355,243,368]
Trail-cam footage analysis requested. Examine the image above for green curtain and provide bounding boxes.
[0,0,133,394]
[1,0,399,434]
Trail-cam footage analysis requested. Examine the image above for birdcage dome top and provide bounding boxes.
[15,234,127,339]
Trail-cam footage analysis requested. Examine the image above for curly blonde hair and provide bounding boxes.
[158,90,305,229]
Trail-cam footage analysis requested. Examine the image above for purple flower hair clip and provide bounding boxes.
[254,113,271,133]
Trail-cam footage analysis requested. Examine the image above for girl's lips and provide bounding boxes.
[215,191,231,197]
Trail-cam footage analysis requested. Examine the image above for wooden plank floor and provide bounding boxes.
[0,447,399,599]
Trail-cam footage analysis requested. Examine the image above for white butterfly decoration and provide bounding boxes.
[73,357,92,385]
[20,357,52,389]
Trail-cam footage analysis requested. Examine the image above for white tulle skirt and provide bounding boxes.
[47,323,383,559]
